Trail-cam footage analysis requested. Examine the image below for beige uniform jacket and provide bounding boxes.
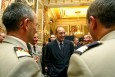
[29,44,42,70]
[68,30,115,77]
[0,36,44,77]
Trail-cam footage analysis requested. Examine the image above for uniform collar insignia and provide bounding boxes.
[14,47,32,58]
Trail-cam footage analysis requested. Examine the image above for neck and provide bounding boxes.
[7,31,27,43]
[96,27,115,41]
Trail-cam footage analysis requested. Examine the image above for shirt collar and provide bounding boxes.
[3,35,28,50]
[56,39,64,45]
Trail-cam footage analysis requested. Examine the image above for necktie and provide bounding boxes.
[33,45,36,53]
[26,43,32,56]
[60,42,63,51]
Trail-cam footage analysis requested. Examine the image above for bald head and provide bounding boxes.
[55,26,65,42]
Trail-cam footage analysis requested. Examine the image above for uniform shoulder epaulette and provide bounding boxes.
[14,47,32,58]
[74,41,102,55]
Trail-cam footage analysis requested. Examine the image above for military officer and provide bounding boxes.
[0,2,43,77]
[68,0,115,77]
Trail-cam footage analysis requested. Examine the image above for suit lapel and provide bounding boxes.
[63,40,68,57]
[53,40,64,58]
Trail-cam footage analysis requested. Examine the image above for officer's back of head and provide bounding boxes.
[2,2,33,32]
[0,2,43,77]
[68,1,115,77]
[2,2,37,43]
[87,0,115,41]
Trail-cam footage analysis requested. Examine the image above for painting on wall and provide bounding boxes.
[69,25,78,36]
[69,24,86,37]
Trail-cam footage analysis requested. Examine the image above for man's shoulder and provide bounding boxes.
[64,39,73,44]
[14,47,31,58]
[0,42,32,59]
[81,39,115,56]
[0,43,35,77]
[74,41,102,55]
[48,40,56,45]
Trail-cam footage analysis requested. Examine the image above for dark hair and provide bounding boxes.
[87,0,115,28]
[2,2,34,32]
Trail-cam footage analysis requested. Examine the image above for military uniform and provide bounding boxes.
[0,35,43,77]
[29,43,42,70]
[68,30,115,77]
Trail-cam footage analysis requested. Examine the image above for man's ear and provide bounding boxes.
[20,18,29,31]
[24,18,30,30]
[89,16,97,30]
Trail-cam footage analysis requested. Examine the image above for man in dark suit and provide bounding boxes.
[45,26,74,77]
[41,34,56,75]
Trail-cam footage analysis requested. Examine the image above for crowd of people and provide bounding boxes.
[1,0,115,77]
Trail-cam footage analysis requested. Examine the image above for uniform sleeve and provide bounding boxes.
[7,57,44,77]
[67,54,93,77]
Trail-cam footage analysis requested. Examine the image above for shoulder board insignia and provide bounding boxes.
[14,47,32,58]
[74,41,102,55]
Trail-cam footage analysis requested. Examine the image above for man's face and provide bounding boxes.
[27,13,38,44]
[50,35,56,42]
[87,18,98,41]
[74,38,79,45]
[84,35,89,42]
[56,27,65,42]
[34,33,38,44]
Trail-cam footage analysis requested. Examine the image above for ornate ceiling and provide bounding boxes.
[44,0,94,7]
[43,0,94,19]
[50,6,89,19]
